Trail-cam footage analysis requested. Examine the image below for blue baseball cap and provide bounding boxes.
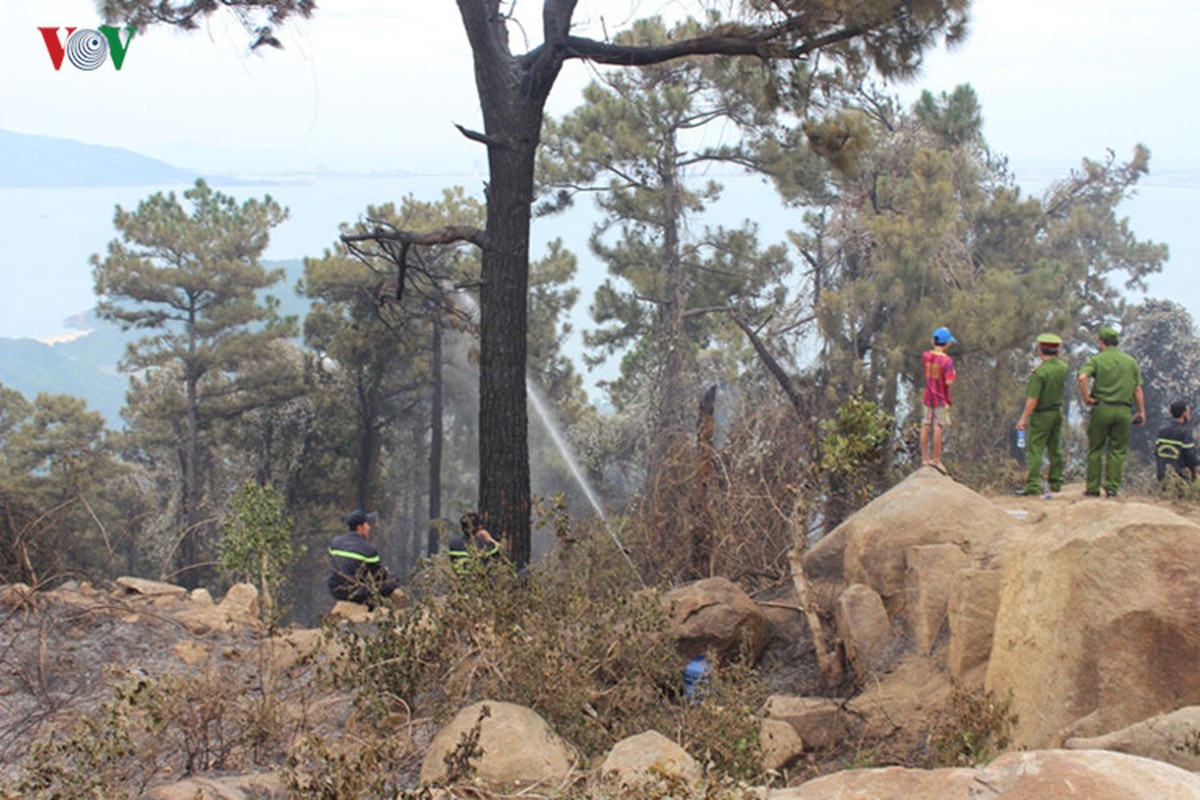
[932,326,956,345]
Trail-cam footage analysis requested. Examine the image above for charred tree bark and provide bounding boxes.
[687,385,718,579]
[427,316,444,557]
[457,0,566,567]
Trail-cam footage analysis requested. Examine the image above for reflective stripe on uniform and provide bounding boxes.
[328,548,380,564]
[1156,438,1194,459]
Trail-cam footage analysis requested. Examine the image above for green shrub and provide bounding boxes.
[220,480,295,626]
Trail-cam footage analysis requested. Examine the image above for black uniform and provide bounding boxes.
[1154,419,1199,481]
[327,531,399,605]
[446,532,501,575]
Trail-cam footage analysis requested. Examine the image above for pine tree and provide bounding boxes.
[92,179,299,586]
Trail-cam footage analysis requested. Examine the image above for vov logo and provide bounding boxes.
[38,26,137,71]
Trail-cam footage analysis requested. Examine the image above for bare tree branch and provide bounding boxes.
[731,310,810,418]
[341,225,488,250]
[559,22,873,66]
[455,123,508,149]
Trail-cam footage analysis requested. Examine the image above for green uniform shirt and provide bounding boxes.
[1026,357,1068,410]
[1080,347,1142,405]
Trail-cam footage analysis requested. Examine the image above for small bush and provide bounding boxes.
[923,682,1017,767]
[220,480,295,627]
[1158,470,1200,501]
[13,664,299,798]
[12,680,154,800]
[283,734,415,800]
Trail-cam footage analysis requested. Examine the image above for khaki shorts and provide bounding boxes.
[923,405,951,428]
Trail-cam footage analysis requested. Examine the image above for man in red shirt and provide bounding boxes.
[921,326,957,472]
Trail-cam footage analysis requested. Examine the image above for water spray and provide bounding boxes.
[452,289,644,585]
[524,378,644,586]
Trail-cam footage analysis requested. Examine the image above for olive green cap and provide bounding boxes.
[1036,333,1062,346]
[1097,327,1120,344]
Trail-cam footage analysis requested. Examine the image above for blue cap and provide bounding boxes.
[932,326,955,345]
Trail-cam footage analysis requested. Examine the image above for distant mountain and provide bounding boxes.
[0,261,309,428]
[0,313,132,424]
[0,129,201,187]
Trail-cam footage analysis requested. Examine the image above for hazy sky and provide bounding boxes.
[3,0,1198,339]
[5,0,1198,172]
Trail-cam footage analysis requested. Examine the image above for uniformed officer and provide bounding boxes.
[1077,327,1146,497]
[1015,333,1068,496]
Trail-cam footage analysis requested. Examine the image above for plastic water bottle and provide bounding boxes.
[1016,429,1026,449]
[683,655,712,703]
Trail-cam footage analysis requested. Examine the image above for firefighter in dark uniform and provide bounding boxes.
[1015,332,1068,496]
[447,511,502,575]
[327,509,401,607]
[1155,400,1198,483]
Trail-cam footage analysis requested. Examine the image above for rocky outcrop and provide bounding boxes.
[802,468,1016,616]
[419,701,576,788]
[1065,705,1200,772]
[986,501,1200,748]
[765,749,1200,799]
[663,576,770,662]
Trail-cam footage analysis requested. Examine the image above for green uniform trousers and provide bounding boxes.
[1024,409,1064,494]
[1086,404,1132,495]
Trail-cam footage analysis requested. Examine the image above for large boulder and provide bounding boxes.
[802,469,1016,616]
[419,701,575,788]
[1065,705,1200,772]
[834,584,895,677]
[663,577,770,662]
[145,773,285,799]
[765,763,976,798]
[986,501,1200,748]
[600,730,701,788]
[766,749,1200,799]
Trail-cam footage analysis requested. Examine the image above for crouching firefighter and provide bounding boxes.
[447,511,502,575]
[327,509,401,608]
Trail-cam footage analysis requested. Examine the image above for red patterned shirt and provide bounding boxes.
[923,350,956,408]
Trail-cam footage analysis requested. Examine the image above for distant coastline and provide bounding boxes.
[38,329,93,346]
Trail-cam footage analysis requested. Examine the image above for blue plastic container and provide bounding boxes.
[683,655,712,703]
